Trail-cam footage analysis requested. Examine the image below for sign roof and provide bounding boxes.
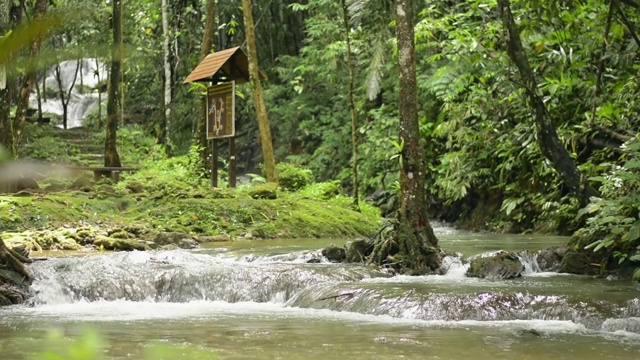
[183,47,265,85]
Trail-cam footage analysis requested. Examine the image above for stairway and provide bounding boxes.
[50,127,105,167]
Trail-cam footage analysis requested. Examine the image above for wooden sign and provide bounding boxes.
[206,81,235,139]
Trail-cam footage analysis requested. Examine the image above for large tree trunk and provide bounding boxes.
[341,0,359,208]
[105,0,122,167]
[0,0,13,155]
[197,0,216,165]
[14,0,46,147]
[241,0,278,183]
[160,0,172,155]
[369,0,441,275]
[497,0,597,204]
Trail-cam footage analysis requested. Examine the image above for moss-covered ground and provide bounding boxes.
[0,186,381,242]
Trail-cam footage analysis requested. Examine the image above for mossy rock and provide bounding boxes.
[633,268,640,283]
[94,235,149,251]
[125,180,145,194]
[248,182,278,199]
[559,251,598,275]
[108,229,136,239]
[70,176,94,191]
[70,227,95,245]
[322,244,346,263]
[146,231,199,249]
[210,188,234,199]
[467,251,524,279]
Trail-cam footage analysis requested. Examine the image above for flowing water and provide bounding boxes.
[1,223,639,359]
[30,59,107,128]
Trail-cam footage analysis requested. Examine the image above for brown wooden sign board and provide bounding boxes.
[206,81,235,139]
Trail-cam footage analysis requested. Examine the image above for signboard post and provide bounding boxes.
[206,81,236,187]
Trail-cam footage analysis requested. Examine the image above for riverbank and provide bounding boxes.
[0,182,382,252]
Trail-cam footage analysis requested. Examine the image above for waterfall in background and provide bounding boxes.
[30,59,108,128]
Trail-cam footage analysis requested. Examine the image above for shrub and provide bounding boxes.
[276,162,312,191]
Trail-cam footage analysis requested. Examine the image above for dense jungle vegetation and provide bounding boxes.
[0,0,639,276]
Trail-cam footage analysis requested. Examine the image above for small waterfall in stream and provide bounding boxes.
[24,246,640,337]
[30,59,107,128]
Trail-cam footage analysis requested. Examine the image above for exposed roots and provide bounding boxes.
[368,220,443,275]
[0,239,34,306]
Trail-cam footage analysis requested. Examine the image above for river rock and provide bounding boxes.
[558,251,597,275]
[148,231,199,249]
[322,244,346,263]
[345,238,373,263]
[196,234,231,243]
[536,247,566,272]
[467,251,524,279]
[94,235,150,251]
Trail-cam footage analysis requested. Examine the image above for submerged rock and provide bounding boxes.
[467,251,524,279]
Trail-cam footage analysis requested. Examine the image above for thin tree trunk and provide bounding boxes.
[341,0,359,209]
[105,0,122,168]
[497,0,597,204]
[370,0,441,275]
[54,59,80,130]
[160,0,172,155]
[198,0,216,164]
[241,0,278,183]
[95,58,102,128]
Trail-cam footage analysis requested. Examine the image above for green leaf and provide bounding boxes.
[627,221,640,242]
[623,159,640,170]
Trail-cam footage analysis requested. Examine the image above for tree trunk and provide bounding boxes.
[197,0,216,164]
[160,0,172,155]
[14,0,46,147]
[105,0,122,168]
[341,0,359,208]
[0,0,13,155]
[497,0,597,204]
[95,58,102,128]
[370,0,441,275]
[241,0,278,183]
[54,59,80,130]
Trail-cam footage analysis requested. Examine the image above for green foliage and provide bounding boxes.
[30,329,218,360]
[298,180,342,200]
[276,162,312,191]
[17,125,80,162]
[575,137,640,265]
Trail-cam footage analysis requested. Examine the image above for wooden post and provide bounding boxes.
[210,139,218,187]
[229,137,236,188]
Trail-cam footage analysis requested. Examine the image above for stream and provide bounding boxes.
[1,223,639,359]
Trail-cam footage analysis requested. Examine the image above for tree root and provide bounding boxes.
[0,239,34,283]
[368,221,443,275]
